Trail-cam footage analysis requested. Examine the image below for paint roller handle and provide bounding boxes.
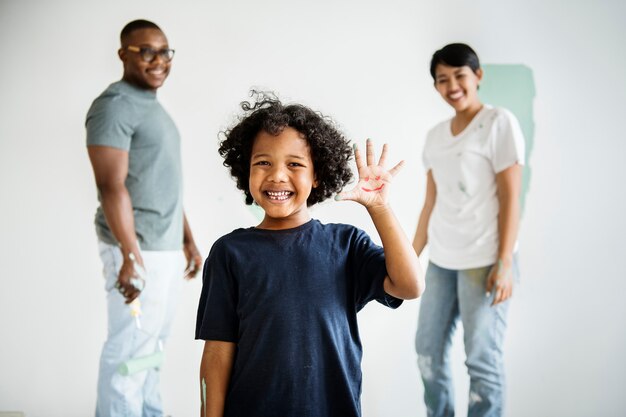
[118,351,164,376]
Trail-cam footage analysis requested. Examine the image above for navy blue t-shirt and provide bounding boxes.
[195,219,402,417]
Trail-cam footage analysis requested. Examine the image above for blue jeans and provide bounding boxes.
[415,259,518,417]
[96,241,184,417]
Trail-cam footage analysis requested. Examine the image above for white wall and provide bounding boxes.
[1,0,625,416]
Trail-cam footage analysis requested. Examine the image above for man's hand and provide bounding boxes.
[184,241,202,279]
[115,253,145,303]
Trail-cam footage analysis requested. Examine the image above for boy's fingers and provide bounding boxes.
[353,143,365,171]
[366,139,375,166]
[378,143,388,167]
[335,190,356,202]
[388,160,405,177]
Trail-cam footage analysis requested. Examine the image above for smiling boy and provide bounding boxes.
[196,94,425,417]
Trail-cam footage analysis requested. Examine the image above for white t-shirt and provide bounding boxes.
[423,105,525,270]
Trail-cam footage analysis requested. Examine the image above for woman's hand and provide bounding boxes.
[486,257,514,306]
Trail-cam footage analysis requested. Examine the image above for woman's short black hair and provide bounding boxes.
[430,43,481,81]
[218,91,353,206]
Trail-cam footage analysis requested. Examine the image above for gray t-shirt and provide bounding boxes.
[86,80,183,250]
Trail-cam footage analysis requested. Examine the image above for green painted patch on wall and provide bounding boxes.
[248,202,265,222]
[479,64,535,215]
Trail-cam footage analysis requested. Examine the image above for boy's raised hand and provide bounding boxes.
[336,139,404,209]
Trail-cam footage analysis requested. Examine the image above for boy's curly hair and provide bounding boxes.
[218,91,353,206]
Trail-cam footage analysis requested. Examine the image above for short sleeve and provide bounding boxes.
[195,239,240,342]
[85,95,135,151]
[351,228,403,311]
[490,109,526,173]
[422,149,431,171]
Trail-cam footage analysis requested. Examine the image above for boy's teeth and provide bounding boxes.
[266,191,292,200]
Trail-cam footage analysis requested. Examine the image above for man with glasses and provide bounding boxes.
[85,19,202,417]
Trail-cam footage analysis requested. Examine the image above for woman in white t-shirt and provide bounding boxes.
[413,43,525,417]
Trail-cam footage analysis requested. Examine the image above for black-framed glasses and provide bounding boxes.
[126,45,175,62]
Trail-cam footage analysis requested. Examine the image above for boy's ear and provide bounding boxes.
[313,177,319,188]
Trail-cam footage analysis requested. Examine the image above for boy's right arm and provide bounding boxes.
[412,170,436,256]
[200,340,236,417]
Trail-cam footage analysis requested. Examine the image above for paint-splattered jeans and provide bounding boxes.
[96,241,184,417]
[415,258,518,417]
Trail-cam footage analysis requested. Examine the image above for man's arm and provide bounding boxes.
[87,145,142,303]
[200,340,236,417]
[412,170,436,257]
[183,213,202,279]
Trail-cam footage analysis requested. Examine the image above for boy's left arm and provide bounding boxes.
[337,139,425,300]
[368,204,424,299]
